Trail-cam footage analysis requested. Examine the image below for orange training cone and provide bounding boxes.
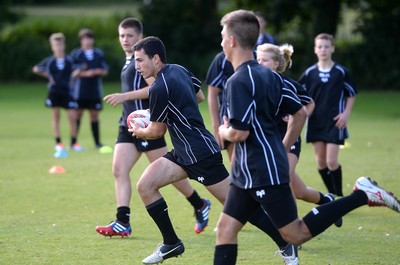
[48,165,66,174]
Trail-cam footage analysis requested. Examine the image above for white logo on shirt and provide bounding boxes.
[319,72,330,83]
[256,190,266,198]
[198,177,205,183]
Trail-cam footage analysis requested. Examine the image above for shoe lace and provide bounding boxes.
[275,245,297,261]
[153,243,164,255]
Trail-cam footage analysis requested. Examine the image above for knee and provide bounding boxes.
[112,164,126,179]
[136,175,156,197]
[293,188,306,200]
[326,160,339,170]
[216,220,237,243]
[136,178,147,196]
[315,158,327,169]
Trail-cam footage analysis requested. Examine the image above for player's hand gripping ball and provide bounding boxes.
[127,109,150,128]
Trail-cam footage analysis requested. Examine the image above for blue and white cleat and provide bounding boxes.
[194,198,211,234]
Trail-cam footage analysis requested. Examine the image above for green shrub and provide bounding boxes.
[0,14,127,82]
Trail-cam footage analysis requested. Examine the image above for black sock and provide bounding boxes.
[91,121,101,146]
[71,137,77,146]
[213,244,237,265]
[146,198,179,245]
[303,190,368,237]
[330,166,343,196]
[186,190,204,210]
[319,167,335,194]
[248,206,287,248]
[116,206,130,224]
[317,192,333,205]
[55,137,61,144]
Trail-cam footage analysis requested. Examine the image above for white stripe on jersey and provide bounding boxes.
[133,70,145,110]
[156,72,218,163]
[252,111,281,186]
[237,143,252,189]
[335,65,356,96]
[209,57,230,87]
[247,65,256,97]
[175,64,201,90]
[171,123,197,164]
[282,87,302,105]
[338,91,345,139]
[238,66,281,188]
[284,79,298,93]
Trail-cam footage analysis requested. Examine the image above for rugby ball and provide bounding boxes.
[127,109,150,128]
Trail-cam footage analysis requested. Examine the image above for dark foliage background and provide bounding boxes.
[1,0,399,90]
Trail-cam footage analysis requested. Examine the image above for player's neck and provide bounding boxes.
[54,52,65,59]
[231,49,254,70]
[318,59,334,70]
[154,63,166,78]
[125,52,133,58]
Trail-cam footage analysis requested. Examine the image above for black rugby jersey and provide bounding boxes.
[35,55,77,97]
[205,51,234,122]
[71,48,109,100]
[149,64,220,165]
[119,56,149,127]
[277,75,312,135]
[299,63,357,140]
[226,60,303,189]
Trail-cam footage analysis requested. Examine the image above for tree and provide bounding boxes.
[0,0,23,30]
[138,0,221,78]
[232,0,400,89]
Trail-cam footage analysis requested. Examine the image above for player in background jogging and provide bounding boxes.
[256,43,342,228]
[254,11,278,46]
[97,18,211,238]
[206,13,276,162]
[206,51,235,161]
[299,33,357,196]
[71,28,109,151]
[32,33,81,158]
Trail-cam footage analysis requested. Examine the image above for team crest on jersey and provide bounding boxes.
[123,59,131,70]
[256,189,266,198]
[319,72,330,83]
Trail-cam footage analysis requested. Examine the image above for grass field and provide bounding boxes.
[0,83,399,265]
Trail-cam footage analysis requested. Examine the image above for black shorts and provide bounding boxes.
[116,126,166,152]
[223,183,298,228]
[45,92,78,109]
[77,99,103,110]
[164,151,229,186]
[306,123,347,145]
[289,137,301,158]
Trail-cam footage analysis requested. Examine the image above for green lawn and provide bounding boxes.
[0,83,399,264]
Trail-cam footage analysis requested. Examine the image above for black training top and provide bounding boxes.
[119,56,149,127]
[71,48,109,100]
[205,51,234,122]
[34,55,77,97]
[226,60,303,189]
[149,64,220,165]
